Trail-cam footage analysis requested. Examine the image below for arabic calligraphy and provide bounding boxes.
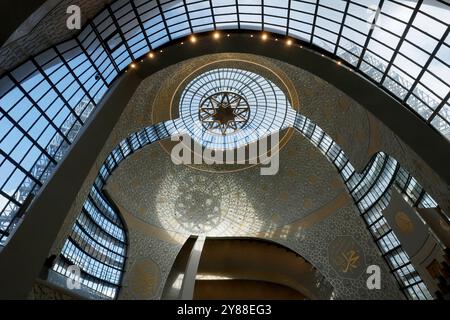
[328,236,365,279]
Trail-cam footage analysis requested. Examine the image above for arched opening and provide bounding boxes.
[163,237,334,300]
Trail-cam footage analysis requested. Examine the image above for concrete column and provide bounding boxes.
[180,236,206,300]
[417,207,450,248]
[383,191,444,296]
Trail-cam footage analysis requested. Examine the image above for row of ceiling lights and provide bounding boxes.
[127,31,343,71]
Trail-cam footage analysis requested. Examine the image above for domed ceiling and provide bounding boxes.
[50,53,445,301]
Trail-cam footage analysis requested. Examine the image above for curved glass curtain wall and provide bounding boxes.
[52,121,174,299]
[52,185,127,299]
[53,111,442,299]
[292,113,438,300]
[0,0,449,245]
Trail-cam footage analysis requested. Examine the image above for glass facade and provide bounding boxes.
[53,121,174,298]
[293,112,439,300]
[1,0,449,246]
[0,0,448,300]
[53,185,126,299]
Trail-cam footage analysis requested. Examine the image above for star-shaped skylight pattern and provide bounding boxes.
[199,92,250,135]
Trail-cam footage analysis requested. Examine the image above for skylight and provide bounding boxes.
[176,68,296,150]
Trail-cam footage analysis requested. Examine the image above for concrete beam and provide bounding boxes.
[0,0,46,46]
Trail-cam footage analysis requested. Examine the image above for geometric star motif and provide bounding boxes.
[199,91,250,135]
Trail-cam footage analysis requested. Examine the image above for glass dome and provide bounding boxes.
[176,68,296,150]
